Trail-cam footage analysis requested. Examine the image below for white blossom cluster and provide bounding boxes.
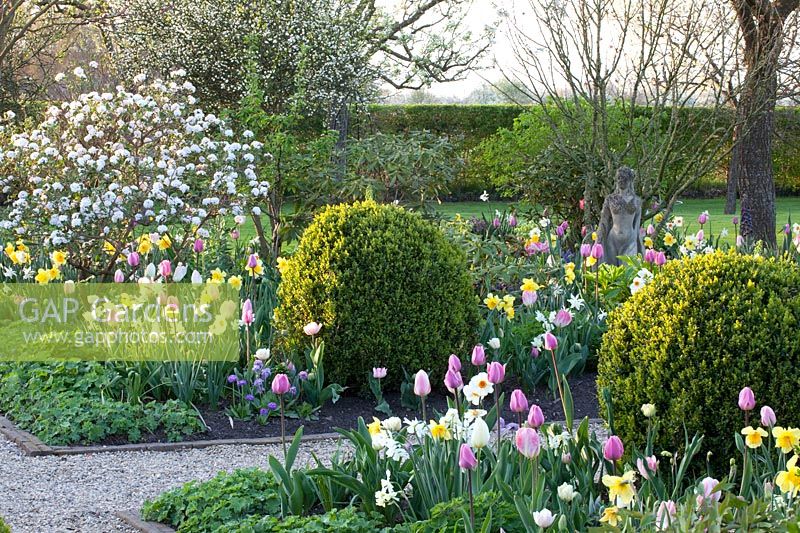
[0,67,269,261]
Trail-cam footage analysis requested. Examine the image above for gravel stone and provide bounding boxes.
[0,434,345,533]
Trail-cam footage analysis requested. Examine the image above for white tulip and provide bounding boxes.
[488,337,501,350]
[533,508,555,528]
[255,348,270,361]
[557,483,576,502]
[190,270,203,284]
[144,263,156,279]
[382,417,402,432]
[470,417,490,449]
[173,263,187,282]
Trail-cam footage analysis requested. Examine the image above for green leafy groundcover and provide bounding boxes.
[0,362,203,445]
[0,516,10,533]
[142,469,524,533]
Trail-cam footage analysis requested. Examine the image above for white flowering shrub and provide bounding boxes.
[0,67,268,276]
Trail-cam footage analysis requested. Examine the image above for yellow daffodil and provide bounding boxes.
[35,268,51,284]
[15,239,27,252]
[429,421,451,440]
[103,240,118,256]
[586,256,597,267]
[48,267,60,280]
[591,231,597,241]
[138,236,152,254]
[228,275,242,290]
[663,233,676,246]
[276,257,289,275]
[502,294,515,307]
[773,427,800,453]
[367,417,382,436]
[246,259,264,277]
[505,306,515,320]
[684,236,696,248]
[599,506,620,527]
[644,237,653,249]
[158,234,172,251]
[209,268,227,284]
[4,242,15,261]
[741,426,768,449]
[654,213,664,223]
[521,278,540,292]
[776,455,800,496]
[484,293,501,310]
[602,470,637,508]
[51,250,67,267]
[564,262,576,283]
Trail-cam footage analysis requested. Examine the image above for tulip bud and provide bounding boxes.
[527,404,545,428]
[448,354,462,373]
[487,337,501,350]
[604,435,624,461]
[646,224,655,235]
[487,361,505,384]
[515,427,541,459]
[193,238,204,253]
[231,229,240,240]
[190,270,203,284]
[522,290,537,306]
[158,259,172,278]
[458,443,477,470]
[590,243,604,260]
[247,253,258,269]
[557,482,576,502]
[654,251,667,267]
[532,508,555,528]
[303,321,322,336]
[543,332,558,351]
[241,298,254,326]
[372,367,387,379]
[644,249,656,263]
[113,269,124,283]
[470,418,490,449]
[760,405,776,427]
[444,369,463,393]
[471,344,486,365]
[553,309,572,327]
[530,345,540,358]
[127,251,140,267]
[509,389,528,413]
[271,373,290,395]
[580,243,591,258]
[173,263,187,282]
[738,387,755,411]
[413,370,431,397]
[641,403,656,418]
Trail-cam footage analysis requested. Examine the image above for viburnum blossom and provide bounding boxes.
[0,66,268,276]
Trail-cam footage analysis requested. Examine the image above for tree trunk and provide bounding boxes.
[724,124,740,214]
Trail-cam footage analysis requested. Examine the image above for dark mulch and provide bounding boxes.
[93,372,599,447]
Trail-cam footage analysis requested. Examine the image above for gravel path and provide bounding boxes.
[0,434,344,533]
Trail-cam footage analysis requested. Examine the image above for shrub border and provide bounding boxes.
[0,414,340,457]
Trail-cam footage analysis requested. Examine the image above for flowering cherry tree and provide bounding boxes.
[0,66,268,278]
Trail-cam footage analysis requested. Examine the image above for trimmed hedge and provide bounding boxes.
[274,200,478,389]
[598,251,800,467]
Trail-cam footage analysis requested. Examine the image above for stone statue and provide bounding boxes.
[597,167,643,266]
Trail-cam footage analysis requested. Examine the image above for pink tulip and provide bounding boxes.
[448,354,462,373]
[590,243,604,260]
[696,229,705,242]
[444,369,463,393]
[556,220,568,237]
[527,404,545,428]
[303,321,322,336]
[127,251,140,267]
[522,290,537,306]
[543,332,558,351]
[785,224,792,235]
[413,370,431,397]
[655,500,677,530]
[644,249,656,263]
[646,224,655,236]
[193,238,204,253]
[458,443,478,470]
[654,251,667,267]
[510,389,528,413]
[113,269,124,283]
[158,259,172,278]
[471,344,486,366]
[271,373,290,395]
[492,217,501,228]
[231,229,240,240]
[580,243,591,258]
[372,367,387,379]
[487,361,506,384]
[241,298,254,326]
[247,253,258,269]
[509,214,518,227]
[553,309,572,327]
[761,405,776,427]
[738,387,755,411]
[732,216,739,225]
[636,455,659,479]
[530,346,540,358]
[697,477,721,506]
[698,212,709,225]
[604,435,624,461]
[579,198,585,210]
[515,427,541,459]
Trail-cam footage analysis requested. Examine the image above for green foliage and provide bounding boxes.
[397,491,525,533]
[275,201,478,389]
[0,516,9,533]
[598,251,800,466]
[343,131,463,209]
[0,362,203,445]
[229,507,383,533]
[141,468,282,532]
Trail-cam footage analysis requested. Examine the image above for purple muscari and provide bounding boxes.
[245,394,255,402]
[298,371,309,381]
[259,408,269,416]
[237,379,247,387]
[261,368,272,379]
[253,360,264,371]
[227,374,238,384]
[267,402,278,410]
[289,386,298,396]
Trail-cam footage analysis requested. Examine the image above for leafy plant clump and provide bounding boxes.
[275,200,478,389]
[141,468,281,532]
[0,362,203,445]
[598,251,800,465]
[0,516,9,533]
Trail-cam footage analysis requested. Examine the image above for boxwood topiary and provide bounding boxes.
[274,200,478,389]
[598,251,800,468]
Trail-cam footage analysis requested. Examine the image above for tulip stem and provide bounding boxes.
[279,395,286,457]
[549,348,568,424]
[421,396,427,424]
[467,469,475,529]
[495,387,501,452]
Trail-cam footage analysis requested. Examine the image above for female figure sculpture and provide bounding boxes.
[597,167,643,266]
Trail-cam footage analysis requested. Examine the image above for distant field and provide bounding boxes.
[237,197,800,250]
